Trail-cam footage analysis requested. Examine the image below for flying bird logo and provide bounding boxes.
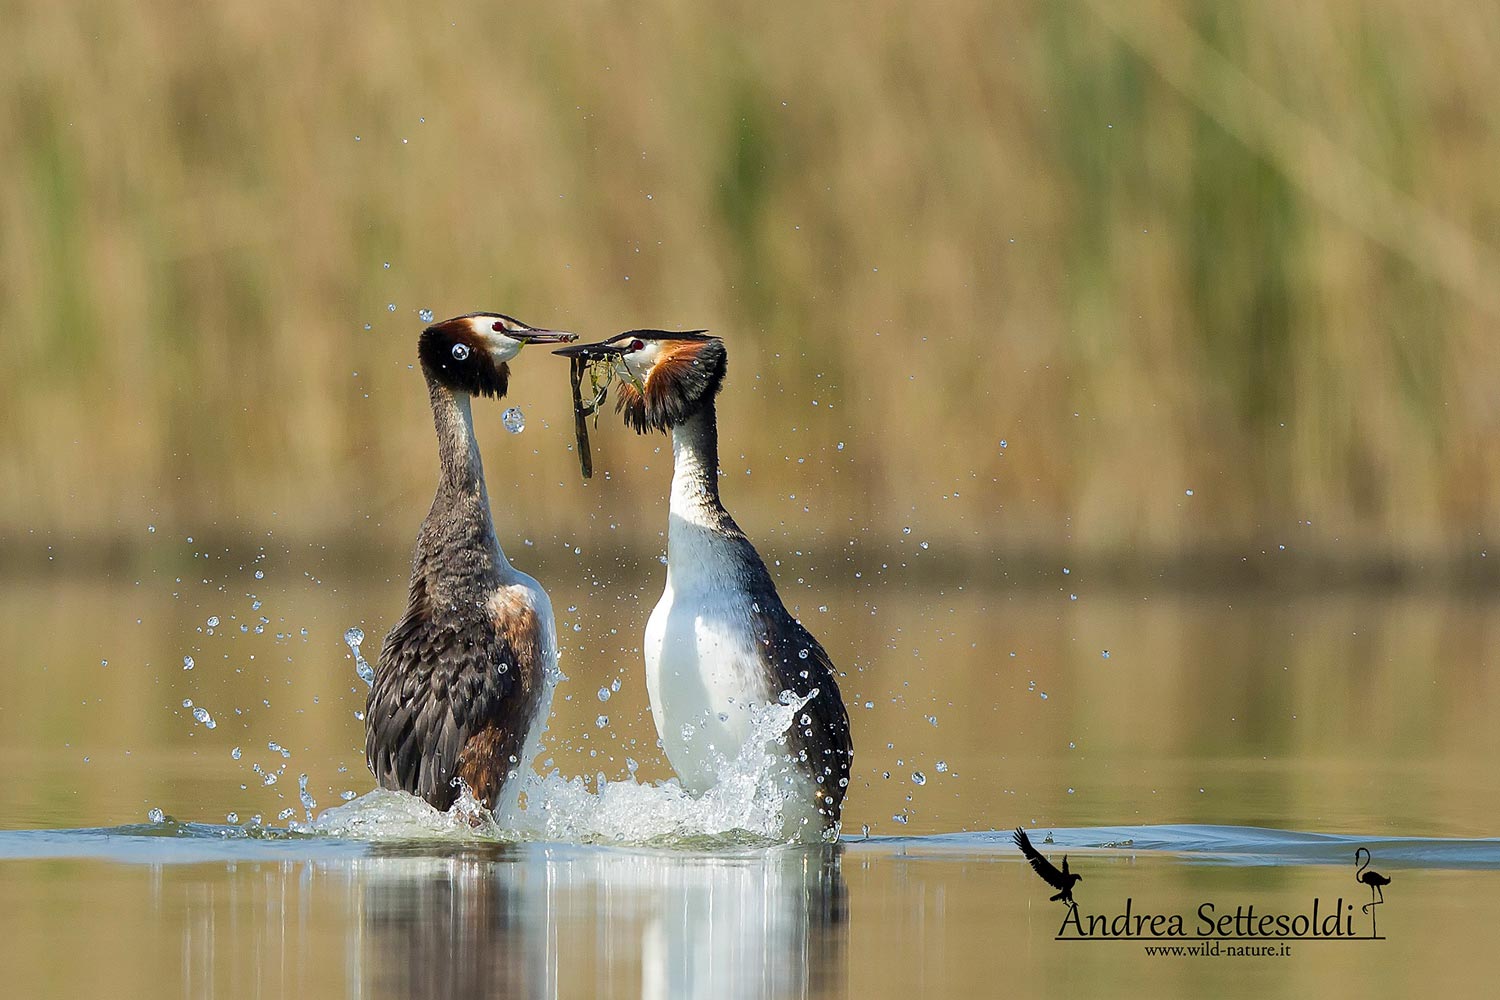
[1014,827,1083,905]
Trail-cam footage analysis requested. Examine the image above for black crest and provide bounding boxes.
[419,319,509,398]
[617,336,728,434]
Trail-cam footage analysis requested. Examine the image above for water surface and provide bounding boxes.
[2,572,1497,996]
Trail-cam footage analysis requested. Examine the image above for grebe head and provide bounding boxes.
[555,330,725,433]
[419,312,575,398]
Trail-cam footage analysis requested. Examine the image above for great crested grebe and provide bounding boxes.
[555,331,854,835]
[366,312,575,813]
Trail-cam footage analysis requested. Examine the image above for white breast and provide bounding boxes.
[644,540,773,794]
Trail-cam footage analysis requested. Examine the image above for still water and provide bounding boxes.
[1,563,1498,997]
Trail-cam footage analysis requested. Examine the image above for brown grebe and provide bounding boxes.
[555,332,853,836]
[365,312,575,812]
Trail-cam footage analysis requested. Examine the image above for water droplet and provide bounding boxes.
[999,439,1008,449]
[798,648,810,660]
[935,760,948,773]
[382,261,390,269]
[206,616,220,627]
[419,308,434,322]
[912,771,927,785]
[254,570,264,579]
[597,687,611,703]
[147,807,165,824]
[387,302,397,312]
[1101,650,1110,659]
[298,773,317,819]
[340,790,356,801]
[231,747,242,760]
[451,343,471,361]
[1185,489,1195,496]
[902,526,912,535]
[502,406,526,434]
[1067,787,1076,794]
[182,698,193,708]
[226,812,239,823]
[278,808,296,821]
[595,715,608,729]
[346,628,374,686]
[182,655,194,670]
[892,813,909,825]
[192,706,214,728]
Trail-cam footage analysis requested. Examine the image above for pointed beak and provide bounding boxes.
[514,328,577,345]
[552,340,623,359]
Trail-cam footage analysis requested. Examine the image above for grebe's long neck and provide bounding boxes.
[418,379,510,598]
[429,379,488,499]
[666,404,765,590]
[669,405,724,522]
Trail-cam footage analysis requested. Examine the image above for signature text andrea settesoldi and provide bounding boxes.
[1056,898,1382,958]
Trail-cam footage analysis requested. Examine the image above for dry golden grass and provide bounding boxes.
[3,1,1499,568]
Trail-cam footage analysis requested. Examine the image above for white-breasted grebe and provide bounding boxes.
[365,312,575,812]
[556,331,854,835]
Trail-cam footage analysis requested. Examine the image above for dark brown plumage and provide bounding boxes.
[367,583,546,809]
[365,313,570,812]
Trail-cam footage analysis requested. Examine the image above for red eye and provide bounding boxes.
[492,321,505,333]
[629,339,645,352]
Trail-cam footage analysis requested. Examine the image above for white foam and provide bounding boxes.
[308,693,834,847]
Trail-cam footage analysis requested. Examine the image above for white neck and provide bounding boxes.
[669,409,722,529]
[665,407,746,593]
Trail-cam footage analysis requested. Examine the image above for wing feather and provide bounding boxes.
[365,591,542,811]
[753,606,854,823]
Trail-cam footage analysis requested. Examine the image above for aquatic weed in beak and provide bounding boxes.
[567,353,621,480]
[569,356,595,480]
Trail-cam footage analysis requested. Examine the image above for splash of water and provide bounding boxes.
[344,627,374,687]
[310,693,831,846]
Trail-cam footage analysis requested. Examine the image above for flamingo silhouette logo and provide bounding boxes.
[1354,847,1391,937]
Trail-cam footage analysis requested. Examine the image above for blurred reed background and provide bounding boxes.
[3,0,1499,580]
